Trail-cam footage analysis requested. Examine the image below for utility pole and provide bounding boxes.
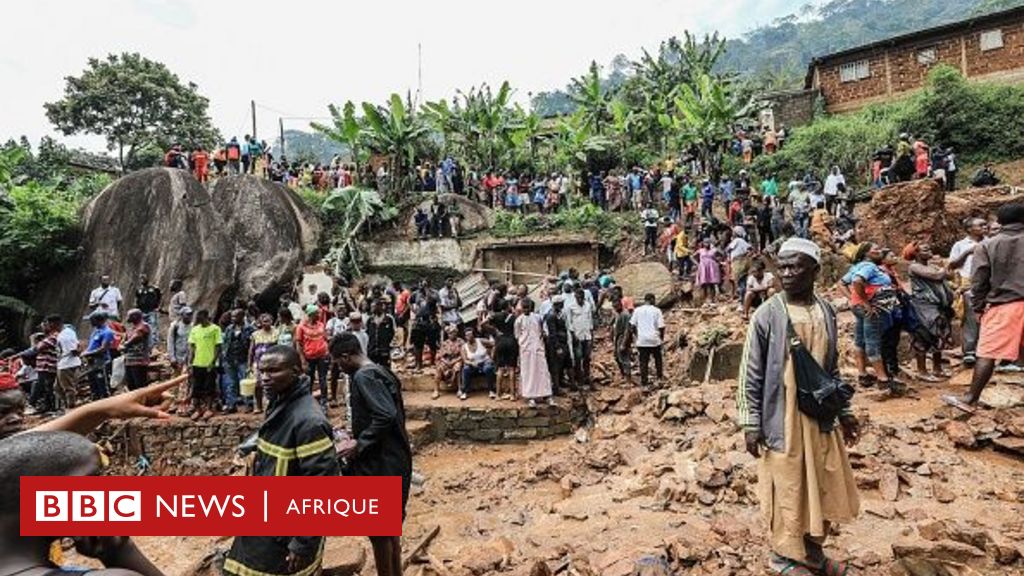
[416,42,423,107]
[251,100,257,138]
[279,117,286,160]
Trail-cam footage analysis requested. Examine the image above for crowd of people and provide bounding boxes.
[4,116,1023,576]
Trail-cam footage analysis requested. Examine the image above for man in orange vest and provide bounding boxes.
[191,145,210,183]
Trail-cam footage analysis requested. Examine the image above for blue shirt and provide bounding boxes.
[841,262,892,287]
[629,174,642,191]
[86,325,116,364]
[702,184,715,201]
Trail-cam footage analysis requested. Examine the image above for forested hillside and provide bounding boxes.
[532,0,1024,115]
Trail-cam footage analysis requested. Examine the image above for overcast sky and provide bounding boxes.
[1,0,805,153]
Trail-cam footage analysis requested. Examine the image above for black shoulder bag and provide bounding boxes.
[785,305,855,430]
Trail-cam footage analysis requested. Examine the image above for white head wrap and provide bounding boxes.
[778,237,821,263]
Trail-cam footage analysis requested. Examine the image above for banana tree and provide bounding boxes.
[673,73,742,179]
[310,101,365,176]
[321,186,397,277]
[569,61,612,135]
[510,105,544,169]
[361,93,430,196]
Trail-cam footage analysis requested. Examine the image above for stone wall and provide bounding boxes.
[763,89,819,128]
[98,417,260,476]
[408,400,587,443]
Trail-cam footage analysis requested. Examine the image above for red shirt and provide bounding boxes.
[295,320,328,360]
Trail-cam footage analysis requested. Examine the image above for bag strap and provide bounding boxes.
[780,297,831,375]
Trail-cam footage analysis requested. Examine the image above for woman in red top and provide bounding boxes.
[295,305,330,410]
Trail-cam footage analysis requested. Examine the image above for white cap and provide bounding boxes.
[778,238,821,263]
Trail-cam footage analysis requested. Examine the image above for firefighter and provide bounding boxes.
[224,345,338,576]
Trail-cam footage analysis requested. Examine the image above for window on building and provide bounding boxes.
[917,47,937,65]
[980,29,1004,51]
[839,59,870,83]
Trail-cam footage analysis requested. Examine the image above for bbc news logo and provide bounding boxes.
[21,476,403,537]
[36,491,141,522]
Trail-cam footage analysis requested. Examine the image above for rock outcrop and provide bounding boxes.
[402,193,493,237]
[33,169,320,327]
[211,175,321,303]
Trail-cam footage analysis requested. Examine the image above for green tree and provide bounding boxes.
[673,73,753,178]
[570,61,612,135]
[361,93,430,195]
[44,53,221,170]
[310,101,366,173]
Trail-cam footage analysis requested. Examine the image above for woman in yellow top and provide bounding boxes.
[247,313,279,413]
[673,229,693,278]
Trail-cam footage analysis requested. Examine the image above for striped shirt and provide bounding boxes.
[35,334,59,374]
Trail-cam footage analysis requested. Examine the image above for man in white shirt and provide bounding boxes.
[728,227,754,302]
[438,278,462,326]
[823,166,846,215]
[55,320,81,410]
[947,217,988,365]
[641,203,660,255]
[88,275,123,320]
[565,287,595,388]
[630,293,665,388]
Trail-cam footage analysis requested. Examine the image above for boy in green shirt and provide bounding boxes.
[187,309,222,420]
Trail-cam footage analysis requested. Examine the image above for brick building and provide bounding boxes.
[806,5,1024,113]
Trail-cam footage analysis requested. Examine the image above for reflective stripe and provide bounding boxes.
[223,541,324,576]
[295,436,333,459]
[257,438,296,459]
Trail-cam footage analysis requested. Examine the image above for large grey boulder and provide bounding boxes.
[32,169,321,331]
[34,168,234,324]
[210,175,321,302]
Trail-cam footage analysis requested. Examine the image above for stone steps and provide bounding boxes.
[406,419,435,452]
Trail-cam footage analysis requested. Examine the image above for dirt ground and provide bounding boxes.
[84,300,1023,576]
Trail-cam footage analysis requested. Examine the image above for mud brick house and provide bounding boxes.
[806,5,1024,113]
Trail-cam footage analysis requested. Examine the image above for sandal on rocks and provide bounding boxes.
[769,557,817,576]
[815,558,852,576]
[857,374,877,388]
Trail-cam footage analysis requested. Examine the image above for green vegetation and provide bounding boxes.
[315,32,755,194]
[492,204,634,240]
[45,52,221,170]
[0,140,112,304]
[752,66,1024,186]
[530,0,1024,114]
[317,186,398,278]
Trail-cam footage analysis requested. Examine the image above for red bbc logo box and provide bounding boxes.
[35,491,141,522]
[21,476,403,536]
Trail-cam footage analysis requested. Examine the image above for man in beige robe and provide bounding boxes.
[738,237,861,575]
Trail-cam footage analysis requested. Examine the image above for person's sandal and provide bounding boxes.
[431,391,440,400]
[815,557,852,576]
[887,379,908,396]
[857,374,877,388]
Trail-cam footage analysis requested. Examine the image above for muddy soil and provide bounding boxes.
[58,301,1023,576]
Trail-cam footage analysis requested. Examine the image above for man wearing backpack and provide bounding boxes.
[738,238,860,576]
[225,137,242,174]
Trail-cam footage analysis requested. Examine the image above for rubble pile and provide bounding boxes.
[855,179,1024,253]
[390,297,1024,576]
